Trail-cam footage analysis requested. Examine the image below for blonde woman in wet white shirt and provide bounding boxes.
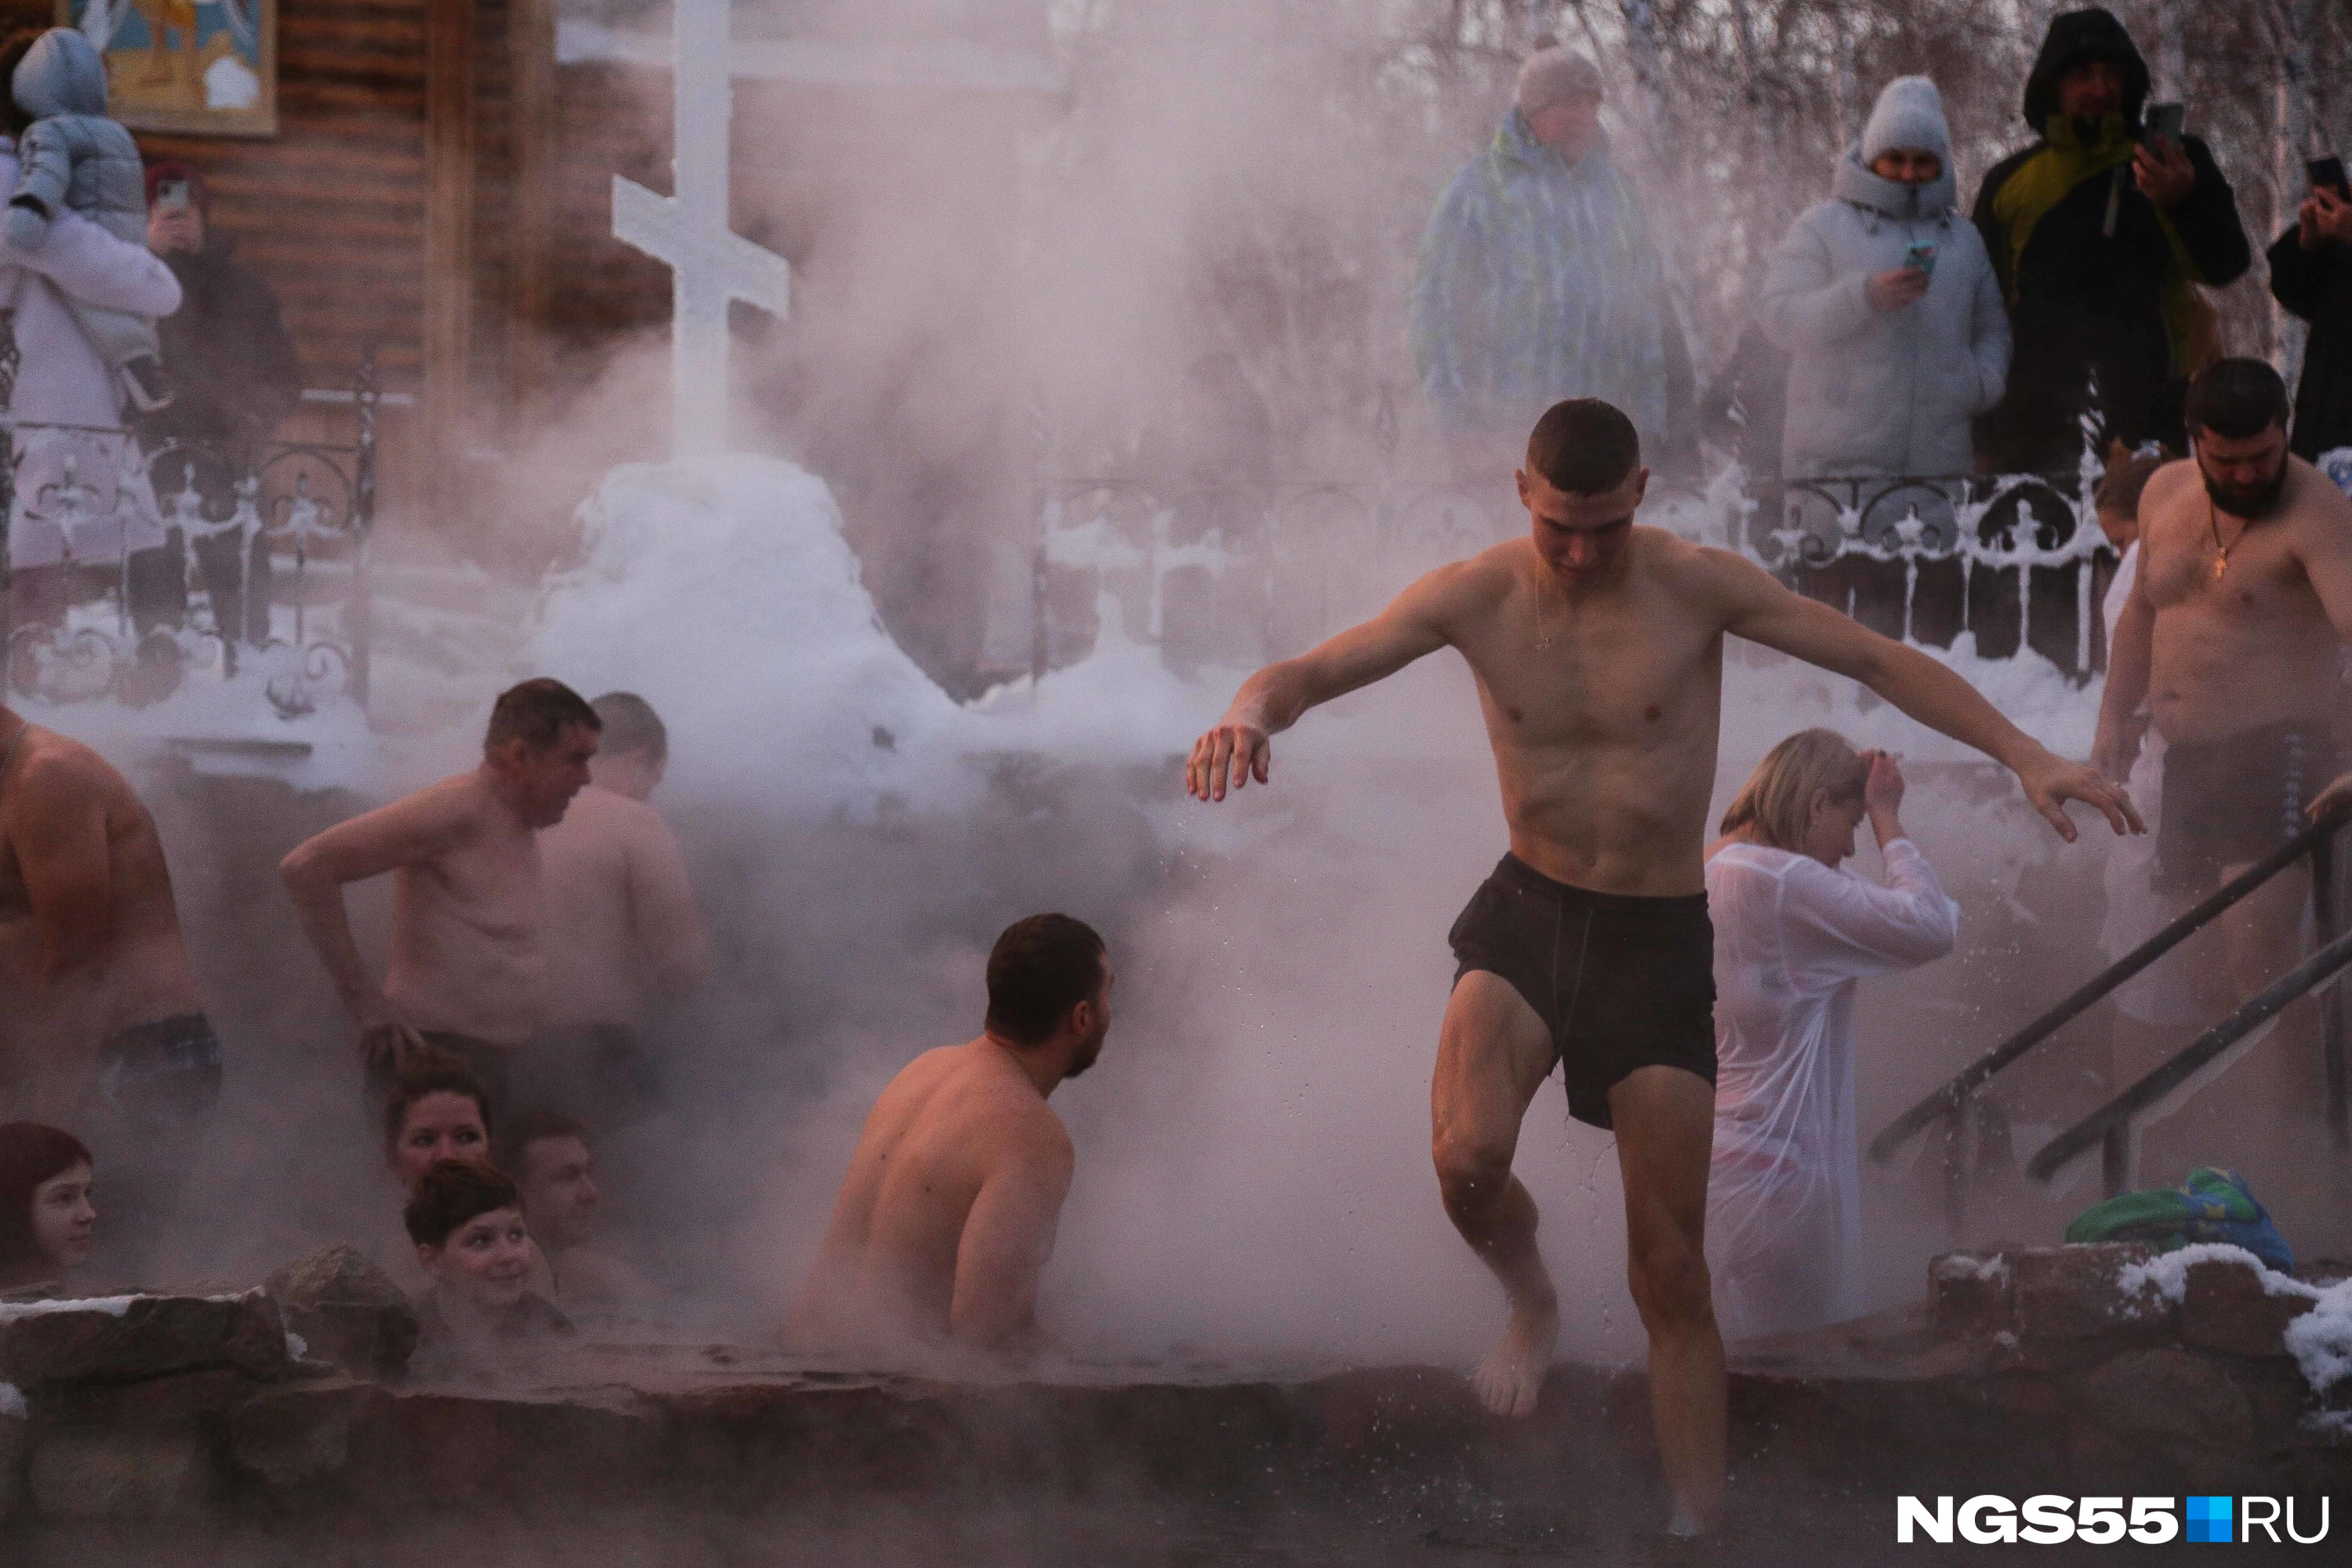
[1704,729,1958,1341]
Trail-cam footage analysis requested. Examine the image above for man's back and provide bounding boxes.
[0,724,201,1110]
[536,783,703,1029]
[2137,457,2352,746]
[795,1040,1073,1348]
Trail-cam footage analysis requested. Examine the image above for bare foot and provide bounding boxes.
[1472,1300,1559,1417]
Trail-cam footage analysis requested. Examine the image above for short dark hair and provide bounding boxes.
[984,914,1107,1047]
[2185,358,2290,441]
[2093,453,2168,519]
[589,692,666,760]
[405,1158,523,1250]
[0,1121,93,1282]
[484,678,600,754]
[381,1045,494,1159]
[1526,398,1642,495]
[495,1108,586,1176]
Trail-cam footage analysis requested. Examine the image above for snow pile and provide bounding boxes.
[0,1293,137,1322]
[523,458,967,811]
[2115,1244,2352,1421]
[0,1382,23,1420]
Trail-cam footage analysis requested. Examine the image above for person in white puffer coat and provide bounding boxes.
[1759,77,2009,507]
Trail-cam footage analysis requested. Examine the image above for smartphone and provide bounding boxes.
[2310,155,2350,198]
[1904,242,1938,278]
[153,178,192,213]
[2143,102,2186,147]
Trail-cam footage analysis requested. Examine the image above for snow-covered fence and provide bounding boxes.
[1,367,381,719]
[1030,460,2114,680]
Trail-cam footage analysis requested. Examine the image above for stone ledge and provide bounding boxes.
[0,1292,290,1387]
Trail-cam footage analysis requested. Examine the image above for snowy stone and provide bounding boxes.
[611,0,792,458]
[0,1290,288,1386]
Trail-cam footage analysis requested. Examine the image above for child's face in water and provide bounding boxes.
[422,1206,533,1311]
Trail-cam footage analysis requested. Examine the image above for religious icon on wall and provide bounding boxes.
[53,0,278,137]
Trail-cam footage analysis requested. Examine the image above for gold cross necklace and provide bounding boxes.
[2208,495,2248,581]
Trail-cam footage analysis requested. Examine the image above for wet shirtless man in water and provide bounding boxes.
[1185,399,2136,1534]
[281,679,600,1106]
[787,916,1109,1359]
[0,704,220,1254]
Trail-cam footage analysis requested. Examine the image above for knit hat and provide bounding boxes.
[1516,48,1603,118]
[1860,76,1951,165]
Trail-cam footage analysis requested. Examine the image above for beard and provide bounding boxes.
[2202,459,2289,521]
[1063,1028,1107,1079]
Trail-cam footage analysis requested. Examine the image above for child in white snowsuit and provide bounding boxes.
[5,28,169,411]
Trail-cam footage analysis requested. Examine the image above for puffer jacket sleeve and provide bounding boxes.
[10,118,73,217]
[1409,168,1491,437]
[1755,205,1875,354]
[2172,136,2252,289]
[1965,234,2013,415]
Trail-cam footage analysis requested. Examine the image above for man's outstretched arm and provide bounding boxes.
[1186,564,1462,800]
[1715,552,2141,841]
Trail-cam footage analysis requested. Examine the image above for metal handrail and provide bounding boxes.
[2027,924,2352,1186]
[1866,815,2346,1165]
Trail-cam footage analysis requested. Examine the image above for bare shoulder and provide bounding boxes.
[2140,458,2202,521]
[1411,541,1520,617]
[15,727,124,798]
[1642,529,1778,608]
[2290,459,2352,541]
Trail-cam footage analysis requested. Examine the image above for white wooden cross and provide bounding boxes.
[612,0,793,459]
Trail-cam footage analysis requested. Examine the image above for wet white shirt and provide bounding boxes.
[1705,837,1957,1338]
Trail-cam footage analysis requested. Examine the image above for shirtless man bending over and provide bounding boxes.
[1185,399,2136,1534]
[281,679,600,1107]
[2094,359,2352,1138]
[0,704,219,1254]
[787,915,1109,1358]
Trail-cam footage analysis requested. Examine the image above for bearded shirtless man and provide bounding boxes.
[0,705,219,1257]
[281,679,600,1107]
[2094,360,2352,1124]
[531,692,707,1128]
[1185,399,2136,1534]
[786,916,1109,1358]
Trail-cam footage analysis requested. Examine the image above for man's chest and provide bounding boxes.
[1465,604,1715,742]
[2144,511,2305,618]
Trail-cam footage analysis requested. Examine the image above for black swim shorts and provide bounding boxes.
[2157,720,2340,893]
[1447,855,1717,1131]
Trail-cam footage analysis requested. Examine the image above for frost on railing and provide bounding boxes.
[1025,456,2114,681]
[0,363,380,718]
[1755,452,2114,678]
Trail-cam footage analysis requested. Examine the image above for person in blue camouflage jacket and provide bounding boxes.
[1409,48,1692,474]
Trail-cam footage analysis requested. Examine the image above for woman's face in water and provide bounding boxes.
[421,1206,533,1311]
[1800,789,1867,869]
[392,1093,492,1190]
[31,1160,97,1272]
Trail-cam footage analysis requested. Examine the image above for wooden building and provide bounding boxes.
[35,0,1055,573]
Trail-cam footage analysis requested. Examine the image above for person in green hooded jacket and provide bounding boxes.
[1973,7,2249,474]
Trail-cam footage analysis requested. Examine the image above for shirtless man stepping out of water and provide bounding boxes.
[281,679,600,1108]
[787,915,1110,1359]
[0,704,220,1259]
[1185,398,2137,1534]
[2093,359,2352,1191]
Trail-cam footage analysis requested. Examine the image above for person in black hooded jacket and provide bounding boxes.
[2269,182,2352,462]
[1973,7,2249,473]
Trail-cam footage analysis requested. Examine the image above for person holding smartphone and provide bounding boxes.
[1756,74,2009,537]
[2267,158,2352,463]
[1972,7,2249,474]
